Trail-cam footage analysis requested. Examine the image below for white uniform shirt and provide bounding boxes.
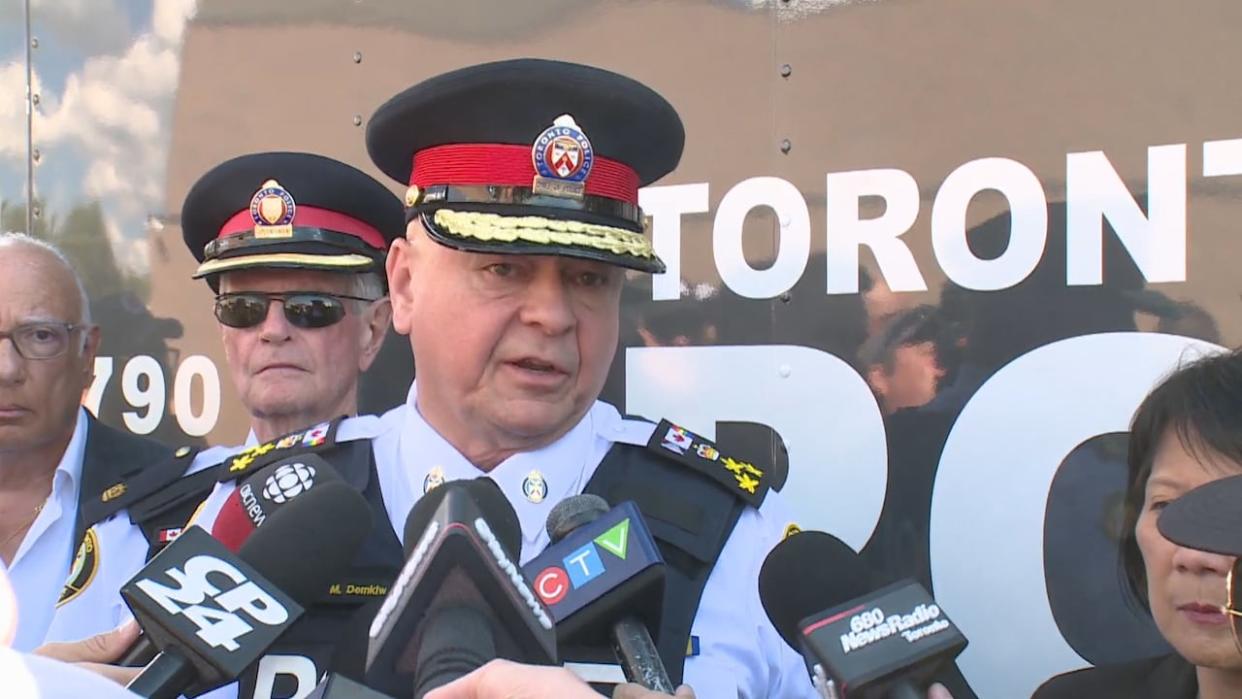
[192,384,816,699]
[42,443,244,645]
[7,408,88,651]
[0,646,142,698]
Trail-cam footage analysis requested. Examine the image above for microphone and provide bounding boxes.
[213,453,345,552]
[522,494,671,692]
[119,453,346,668]
[120,481,372,698]
[365,479,557,699]
[758,531,968,699]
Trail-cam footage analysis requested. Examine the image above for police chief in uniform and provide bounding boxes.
[41,153,404,668]
[172,59,820,699]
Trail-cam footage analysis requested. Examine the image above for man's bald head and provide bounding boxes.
[0,234,101,455]
[0,234,91,325]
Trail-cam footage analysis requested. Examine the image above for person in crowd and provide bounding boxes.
[1033,347,1242,699]
[41,152,402,673]
[0,234,169,651]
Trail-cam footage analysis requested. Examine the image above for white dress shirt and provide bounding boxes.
[6,408,88,651]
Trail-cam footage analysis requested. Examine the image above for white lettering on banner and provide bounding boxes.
[713,177,811,299]
[626,345,886,550]
[1066,144,1186,286]
[135,554,289,652]
[1203,138,1242,177]
[85,356,113,416]
[641,139,1218,298]
[121,354,165,435]
[931,157,1048,291]
[251,655,316,699]
[639,182,709,301]
[928,333,1224,699]
[824,168,926,294]
[175,354,221,437]
[85,354,222,438]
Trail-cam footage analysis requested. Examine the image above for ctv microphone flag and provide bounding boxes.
[529,495,672,692]
[522,500,664,641]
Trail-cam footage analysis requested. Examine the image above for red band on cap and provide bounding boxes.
[410,144,640,204]
[218,206,386,249]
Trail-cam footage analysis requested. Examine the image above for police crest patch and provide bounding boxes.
[249,179,296,238]
[57,528,99,607]
[531,114,593,200]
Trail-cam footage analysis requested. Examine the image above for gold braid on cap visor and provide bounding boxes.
[432,209,657,260]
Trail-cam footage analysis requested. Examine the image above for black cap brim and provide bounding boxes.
[1157,474,1242,556]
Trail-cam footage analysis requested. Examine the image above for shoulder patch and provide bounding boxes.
[56,527,100,607]
[645,419,769,508]
[79,445,201,527]
[219,417,344,482]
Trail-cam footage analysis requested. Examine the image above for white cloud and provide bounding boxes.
[28,0,197,268]
[0,58,29,162]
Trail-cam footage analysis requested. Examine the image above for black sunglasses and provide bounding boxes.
[214,291,377,329]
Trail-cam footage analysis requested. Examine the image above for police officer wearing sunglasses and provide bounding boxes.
[40,152,404,682]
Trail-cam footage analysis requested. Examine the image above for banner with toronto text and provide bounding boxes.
[4,1,1239,696]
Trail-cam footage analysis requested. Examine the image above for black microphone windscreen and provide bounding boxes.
[545,494,609,543]
[238,480,372,606]
[758,531,874,650]
[401,479,521,559]
[462,478,521,558]
[402,483,454,556]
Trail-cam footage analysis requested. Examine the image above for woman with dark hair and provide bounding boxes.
[1033,348,1242,699]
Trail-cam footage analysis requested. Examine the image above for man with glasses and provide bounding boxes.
[0,234,170,651]
[41,152,403,677]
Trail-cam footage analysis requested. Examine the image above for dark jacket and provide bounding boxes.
[73,413,172,551]
[1032,654,1196,699]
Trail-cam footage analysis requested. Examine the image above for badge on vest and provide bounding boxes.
[423,465,446,494]
[57,528,100,607]
[523,470,548,504]
[647,420,770,508]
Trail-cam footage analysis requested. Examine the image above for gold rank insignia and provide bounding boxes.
[647,419,770,508]
[783,523,802,540]
[101,483,126,502]
[225,420,336,476]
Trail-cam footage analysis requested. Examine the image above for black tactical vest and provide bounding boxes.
[123,418,764,699]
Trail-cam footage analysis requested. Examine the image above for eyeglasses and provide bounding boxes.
[0,322,85,360]
[213,292,377,330]
[1226,559,1242,657]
